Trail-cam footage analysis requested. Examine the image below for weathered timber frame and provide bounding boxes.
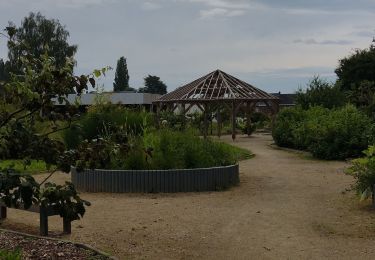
[153,70,279,140]
[0,204,71,236]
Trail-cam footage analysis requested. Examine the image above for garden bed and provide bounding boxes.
[0,229,113,259]
[71,164,239,193]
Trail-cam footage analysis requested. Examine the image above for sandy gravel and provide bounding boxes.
[1,133,375,259]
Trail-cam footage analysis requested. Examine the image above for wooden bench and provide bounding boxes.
[0,204,71,236]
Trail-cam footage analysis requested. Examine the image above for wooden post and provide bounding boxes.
[0,206,7,219]
[246,102,252,136]
[203,103,208,139]
[231,101,236,140]
[40,207,48,236]
[181,103,186,130]
[63,218,72,234]
[217,108,221,138]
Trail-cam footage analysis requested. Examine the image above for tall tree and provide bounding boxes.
[113,56,131,92]
[139,75,167,94]
[7,12,77,73]
[335,43,375,92]
[295,76,346,110]
[0,59,5,84]
[335,41,375,113]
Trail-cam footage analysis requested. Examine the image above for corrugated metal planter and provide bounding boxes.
[71,165,239,193]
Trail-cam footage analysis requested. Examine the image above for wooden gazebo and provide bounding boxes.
[153,69,279,140]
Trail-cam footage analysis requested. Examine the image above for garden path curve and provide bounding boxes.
[2,133,375,259]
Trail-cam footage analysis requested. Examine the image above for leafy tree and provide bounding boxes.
[113,56,132,91]
[0,26,102,221]
[7,12,77,74]
[295,76,346,109]
[0,59,5,81]
[139,75,167,94]
[335,42,375,112]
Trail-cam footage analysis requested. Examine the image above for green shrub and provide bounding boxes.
[346,146,375,201]
[62,128,251,171]
[146,130,251,170]
[308,105,373,159]
[63,104,152,149]
[272,105,373,160]
[272,106,305,148]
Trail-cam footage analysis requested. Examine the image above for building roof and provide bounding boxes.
[54,92,161,106]
[155,69,278,103]
[271,93,296,106]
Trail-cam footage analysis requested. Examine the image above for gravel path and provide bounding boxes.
[1,133,375,259]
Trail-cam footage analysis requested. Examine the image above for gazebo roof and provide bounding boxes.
[155,69,278,103]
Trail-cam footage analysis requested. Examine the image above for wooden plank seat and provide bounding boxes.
[0,203,71,236]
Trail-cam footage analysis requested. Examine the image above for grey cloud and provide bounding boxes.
[352,30,375,38]
[141,2,162,10]
[293,38,353,45]
[199,8,246,19]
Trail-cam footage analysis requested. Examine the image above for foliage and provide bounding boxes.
[236,119,256,135]
[113,56,132,92]
[0,171,88,221]
[272,106,306,148]
[272,105,373,160]
[63,104,152,149]
[0,172,39,209]
[296,76,347,109]
[144,130,251,170]
[62,127,251,171]
[41,182,89,221]
[335,43,375,113]
[0,25,100,221]
[0,160,49,174]
[139,75,167,94]
[159,110,186,131]
[251,112,270,129]
[346,80,375,117]
[0,248,22,260]
[346,146,375,201]
[0,58,8,83]
[335,43,375,93]
[6,12,77,74]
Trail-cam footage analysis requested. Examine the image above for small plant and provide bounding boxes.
[0,248,22,260]
[346,146,375,203]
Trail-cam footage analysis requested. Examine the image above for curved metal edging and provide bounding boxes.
[71,165,239,193]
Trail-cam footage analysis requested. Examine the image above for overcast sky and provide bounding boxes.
[0,0,374,93]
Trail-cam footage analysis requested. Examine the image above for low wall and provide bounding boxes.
[71,165,239,193]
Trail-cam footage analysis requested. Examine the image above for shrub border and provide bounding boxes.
[71,165,239,193]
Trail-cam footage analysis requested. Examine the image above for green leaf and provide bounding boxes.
[93,69,101,78]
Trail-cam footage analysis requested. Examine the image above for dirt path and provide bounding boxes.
[2,134,375,259]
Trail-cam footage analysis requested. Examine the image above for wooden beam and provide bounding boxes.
[217,108,222,138]
[231,101,236,140]
[181,103,186,129]
[203,103,208,139]
[246,102,256,136]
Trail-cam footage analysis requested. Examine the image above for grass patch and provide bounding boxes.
[0,159,51,174]
[219,141,254,161]
[0,248,22,260]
